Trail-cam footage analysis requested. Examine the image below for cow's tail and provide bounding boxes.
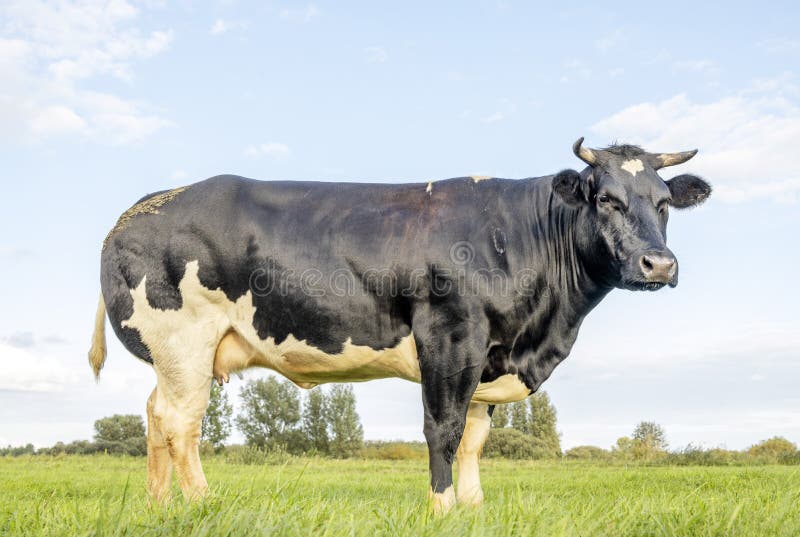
[88,293,107,379]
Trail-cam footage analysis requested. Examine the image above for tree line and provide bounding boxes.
[0,377,365,459]
[3,386,800,465]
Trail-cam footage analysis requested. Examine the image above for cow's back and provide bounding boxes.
[99,174,507,367]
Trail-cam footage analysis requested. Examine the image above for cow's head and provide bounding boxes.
[553,137,711,291]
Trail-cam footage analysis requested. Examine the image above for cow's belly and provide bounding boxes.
[217,331,529,402]
[124,260,529,402]
[215,329,422,387]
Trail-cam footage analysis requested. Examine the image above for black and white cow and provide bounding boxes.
[88,138,711,510]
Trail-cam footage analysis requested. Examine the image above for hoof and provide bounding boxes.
[428,486,456,514]
[457,488,484,507]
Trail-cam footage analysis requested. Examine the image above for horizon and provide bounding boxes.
[1,0,798,452]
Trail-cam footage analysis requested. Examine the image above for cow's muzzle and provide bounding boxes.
[624,249,679,290]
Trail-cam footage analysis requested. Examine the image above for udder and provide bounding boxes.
[213,330,255,385]
[213,330,317,387]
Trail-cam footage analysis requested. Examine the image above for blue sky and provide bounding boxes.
[1,1,798,450]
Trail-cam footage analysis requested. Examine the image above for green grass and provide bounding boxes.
[1,456,799,536]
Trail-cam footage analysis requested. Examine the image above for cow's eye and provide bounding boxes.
[597,194,621,210]
[658,201,669,215]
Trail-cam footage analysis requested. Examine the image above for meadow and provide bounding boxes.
[2,455,799,536]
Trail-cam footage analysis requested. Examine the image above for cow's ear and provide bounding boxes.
[552,169,587,206]
[666,174,712,209]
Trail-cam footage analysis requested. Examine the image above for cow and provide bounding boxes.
[88,138,711,511]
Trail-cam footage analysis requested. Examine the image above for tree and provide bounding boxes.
[94,414,146,455]
[614,422,669,461]
[327,384,364,458]
[95,414,145,443]
[748,437,797,461]
[236,377,301,449]
[611,436,635,460]
[302,388,330,454]
[491,404,509,428]
[632,421,668,451]
[529,391,561,457]
[509,401,530,434]
[202,383,233,450]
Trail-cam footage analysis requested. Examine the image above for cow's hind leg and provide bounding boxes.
[456,402,491,506]
[146,387,172,502]
[149,339,215,501]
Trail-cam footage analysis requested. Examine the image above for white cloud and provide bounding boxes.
[279,4,321,23]
[590,76,800,203]
[211,19,230,35]
[170,169,188,180]
[560,59,591,83]
[482,111,505,123]
[673,58,718,75]
[29,105,87,135]
[0,342,80,392]
[480,98,516,124]
[0,0,173,144]
[364,46,388,64]
[210,19,247,36]
[244,142,291,159]
[595,29,625,52]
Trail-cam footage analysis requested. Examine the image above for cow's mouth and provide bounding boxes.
[624,279,668,291]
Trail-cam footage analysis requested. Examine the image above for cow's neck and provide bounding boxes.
[503,176,612,392]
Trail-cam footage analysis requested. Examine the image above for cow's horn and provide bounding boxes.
[654,149,698,169]
[572,137,598,166]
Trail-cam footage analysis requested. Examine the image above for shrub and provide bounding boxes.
[44,440,99,456]
[483,428,538,459]
[0,444,36,457]
[566,445,611,460]
[96,437,146,456]
[665,444,746,466]
[225,444,290,465]
[360,441,427,460]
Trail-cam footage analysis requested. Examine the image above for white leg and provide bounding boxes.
[456,402,491,506]
[146,387,172,502]
[152,369,212,501]
[147,333,216,501]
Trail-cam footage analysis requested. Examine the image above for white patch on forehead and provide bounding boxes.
[123,260,422,387]
[620,159,644,177]
[471,373,530,404]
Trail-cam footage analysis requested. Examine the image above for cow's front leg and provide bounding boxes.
[456,402,492,506]
[415,301,488,514]
[420,362,484,514]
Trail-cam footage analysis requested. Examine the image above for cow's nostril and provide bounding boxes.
[638,252,677,282]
